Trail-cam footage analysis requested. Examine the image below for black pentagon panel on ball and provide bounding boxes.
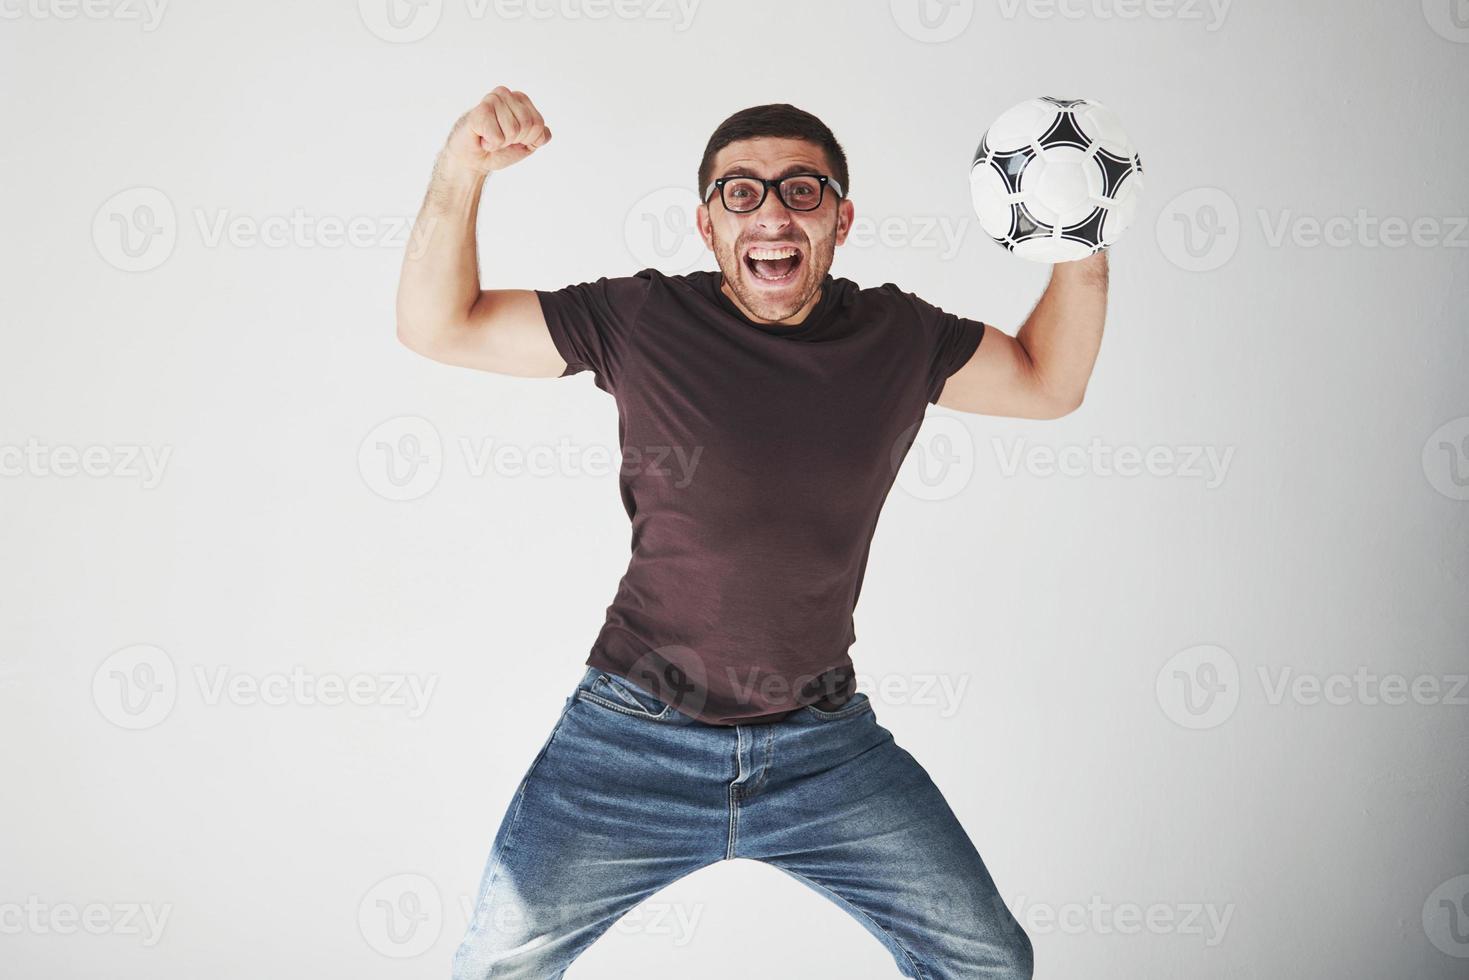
[1093,146,1137,198]
[992,146,1035,195]
[1010,200,1052,242]
[1059,206,1107,247]
[1037,109,1092,152]
[972,131,990,167]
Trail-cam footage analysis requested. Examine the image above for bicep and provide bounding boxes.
[401,288,568,377]
[936,324,1061,418]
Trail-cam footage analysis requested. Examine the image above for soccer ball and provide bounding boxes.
[969,96,1144,263]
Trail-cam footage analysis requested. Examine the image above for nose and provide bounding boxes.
[750,191,794,228]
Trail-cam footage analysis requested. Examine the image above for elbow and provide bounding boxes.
[1035,387,1084,420]
[395,316,428,353]
[395,310,452,358]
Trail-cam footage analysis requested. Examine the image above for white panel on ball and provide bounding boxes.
[968,95,1145,263]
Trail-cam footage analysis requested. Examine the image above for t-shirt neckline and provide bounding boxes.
[711,270,839,339]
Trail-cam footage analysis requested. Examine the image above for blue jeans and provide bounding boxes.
[451,666,1034,979]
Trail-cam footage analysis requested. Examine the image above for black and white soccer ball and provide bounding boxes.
[969,96,1144,263]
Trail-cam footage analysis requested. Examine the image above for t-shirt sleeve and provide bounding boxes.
[905,292,986,405]
[535,270,653,395]
[928,308,985,404]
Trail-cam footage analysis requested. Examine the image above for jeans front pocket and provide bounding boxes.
[576,670,675,721]
[803,691,874,721]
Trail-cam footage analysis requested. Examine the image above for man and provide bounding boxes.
[397,86,1106,979]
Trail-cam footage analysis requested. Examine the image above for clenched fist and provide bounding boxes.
[441,86,552,176]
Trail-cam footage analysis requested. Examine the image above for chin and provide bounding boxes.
[737,281,812,322]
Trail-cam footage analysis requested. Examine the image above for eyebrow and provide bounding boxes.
[720,163,824,180]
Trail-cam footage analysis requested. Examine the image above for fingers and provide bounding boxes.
[475,86,550,150]
[512,90,549,148]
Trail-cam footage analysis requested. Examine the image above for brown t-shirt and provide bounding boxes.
[536,267,984,725]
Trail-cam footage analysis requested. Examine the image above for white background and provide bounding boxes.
[2,0,1467,977]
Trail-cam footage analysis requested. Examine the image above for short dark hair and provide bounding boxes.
[697,103,849,204]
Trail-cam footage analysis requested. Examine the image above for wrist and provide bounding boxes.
[429,155,491,212]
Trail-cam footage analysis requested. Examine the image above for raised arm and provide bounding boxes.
[937,250,1109,418]
[395,87,565,377]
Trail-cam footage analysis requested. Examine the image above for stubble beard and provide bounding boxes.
[716,235,834,324]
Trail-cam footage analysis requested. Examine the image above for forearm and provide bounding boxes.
[1015,249,1109,411]
[395,155,489,343]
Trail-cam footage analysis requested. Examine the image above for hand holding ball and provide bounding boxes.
[969,96,1144,262]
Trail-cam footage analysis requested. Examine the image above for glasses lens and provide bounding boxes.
[721,178,765,212]
[779,176,824,211]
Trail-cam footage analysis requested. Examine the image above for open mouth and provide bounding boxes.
[742,242,803,287]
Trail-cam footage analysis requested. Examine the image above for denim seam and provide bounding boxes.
[725,727,746,859]
[744,725,775,797]
[455,697,576,967]
[778,866,930,980]
[575,689,672,722]
[594,673,648,710]
[805,698,874,721]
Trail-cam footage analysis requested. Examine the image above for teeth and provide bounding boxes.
[747,246,798,260]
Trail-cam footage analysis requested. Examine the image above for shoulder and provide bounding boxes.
[639,267,718,297]
[536,267,665,324]
[828,277,941,323]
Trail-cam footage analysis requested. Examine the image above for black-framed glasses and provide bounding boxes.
[702,173,844,213]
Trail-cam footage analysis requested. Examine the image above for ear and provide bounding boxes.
[696,202,715,251]
[834,198,854,246]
